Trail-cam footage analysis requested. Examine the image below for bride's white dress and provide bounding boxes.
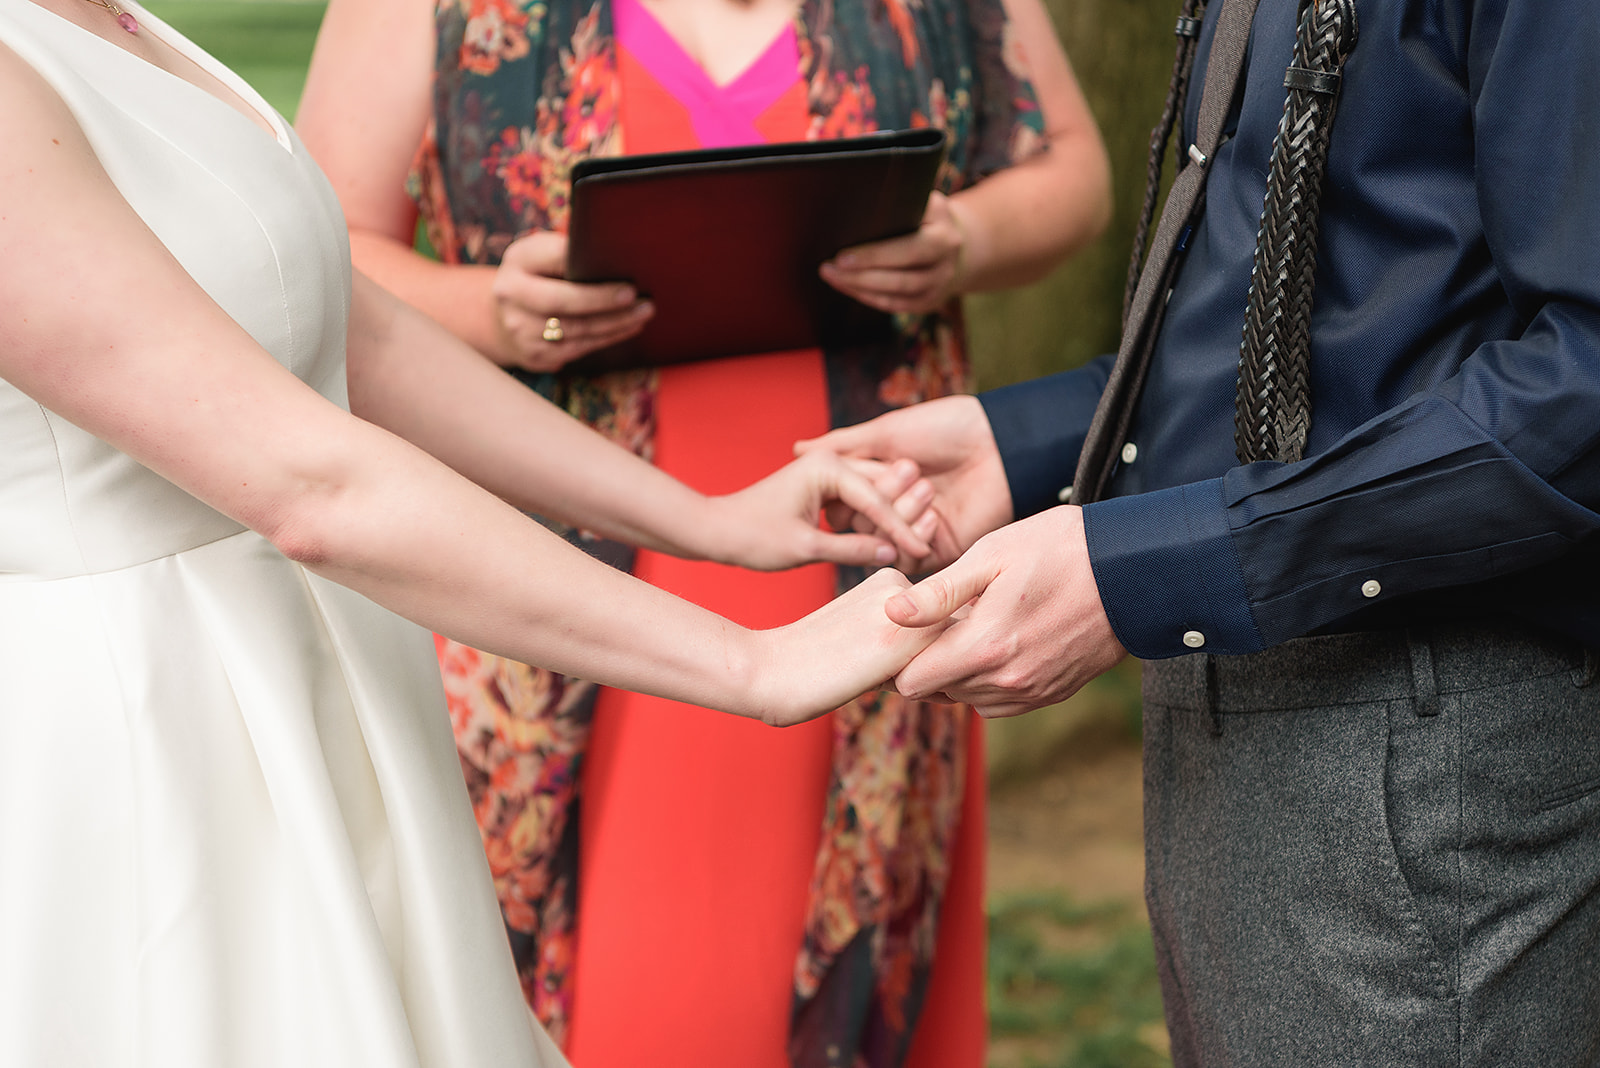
[0,2,567,1065]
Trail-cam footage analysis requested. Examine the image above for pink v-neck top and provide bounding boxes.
[612,0,806,150]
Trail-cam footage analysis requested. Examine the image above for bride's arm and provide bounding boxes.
[0,46,937,724]
[344,272,931,571]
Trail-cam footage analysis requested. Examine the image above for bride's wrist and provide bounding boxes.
[691,493,756,568]
[730,626,797,726]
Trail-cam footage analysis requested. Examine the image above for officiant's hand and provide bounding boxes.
[492,231,655,371]
[818,191,972,315]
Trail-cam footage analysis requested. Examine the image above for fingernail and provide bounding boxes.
[836,253,857,267]
[875,544,897,564]
[635,301,655,317]
[615,286,637,305]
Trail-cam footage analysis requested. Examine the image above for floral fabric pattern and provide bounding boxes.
[411,0,1044,1060]
[435,634,592,1030]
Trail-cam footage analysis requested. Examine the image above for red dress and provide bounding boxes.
[566,4,987,1066]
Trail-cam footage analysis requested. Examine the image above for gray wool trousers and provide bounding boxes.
[1141,622,1600,1067]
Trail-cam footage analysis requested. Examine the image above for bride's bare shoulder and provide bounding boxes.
[0,37,94,161]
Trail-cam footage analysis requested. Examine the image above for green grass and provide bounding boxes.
[144,1,327,119]
[988,892,1170,1068]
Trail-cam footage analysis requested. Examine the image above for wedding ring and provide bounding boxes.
[542,316,565,343]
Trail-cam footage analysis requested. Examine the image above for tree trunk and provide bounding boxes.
[968,0,1182,388]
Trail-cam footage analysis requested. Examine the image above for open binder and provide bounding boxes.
[565,128,946,371]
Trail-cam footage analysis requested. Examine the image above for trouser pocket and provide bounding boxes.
[1143,692,1457,1067]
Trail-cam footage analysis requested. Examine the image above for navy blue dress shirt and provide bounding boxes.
[979,0,1600,659]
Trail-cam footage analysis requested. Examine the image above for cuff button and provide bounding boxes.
[1182,630,1206,649]
[1361,579,1382,598]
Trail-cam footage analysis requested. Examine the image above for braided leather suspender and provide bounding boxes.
[1072,0,1359,505]
[1233,0,1359,463]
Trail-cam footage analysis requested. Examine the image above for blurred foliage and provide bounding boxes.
[144,1,325,118]
[985,659,1142,785]
[974,0,1173,788]
[967,0,1178,389]
[988,891,1170,1068]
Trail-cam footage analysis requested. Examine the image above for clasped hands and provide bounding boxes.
[492,222,1125,719]
[795,395,1128,720]
[721,396,1125,723]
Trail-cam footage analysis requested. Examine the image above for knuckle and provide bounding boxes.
[898,272,937,297]
[993,663,1031,693]
[920,574,955,608]
[972,633,1019,675]
[571,288,620,315]
[895,672,928,700]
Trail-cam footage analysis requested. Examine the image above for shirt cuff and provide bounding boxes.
[1082,479,1264,659]
[978,367,1107,519]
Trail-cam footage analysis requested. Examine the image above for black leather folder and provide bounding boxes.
[565,128,946,371]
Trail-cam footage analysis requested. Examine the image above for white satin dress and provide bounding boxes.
[0,2,567,1065]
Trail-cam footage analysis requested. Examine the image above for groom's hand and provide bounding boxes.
[886,506,1126,718]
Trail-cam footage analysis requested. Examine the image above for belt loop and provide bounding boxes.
[1406,630,1440,717]
[1204,655,1223,736]
[1573,647,1600,688]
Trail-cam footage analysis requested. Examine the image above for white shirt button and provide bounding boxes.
[1361,579,1382,598]
[1182,630,1206,649]
[1121,442,1139,464]
[1057,485,1074,504]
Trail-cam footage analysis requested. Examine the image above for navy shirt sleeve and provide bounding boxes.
[977,356,1111,519]
[1082,0,1600,659]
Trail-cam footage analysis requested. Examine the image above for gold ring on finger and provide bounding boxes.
[542,316,565,343]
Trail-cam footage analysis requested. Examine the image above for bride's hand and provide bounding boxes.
[744,569,949,726]
[701,450,936,571]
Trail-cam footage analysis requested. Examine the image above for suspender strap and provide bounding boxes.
[1233,0,1358,463]
[1124,0,1208,328]
[1073,0,1262,505]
